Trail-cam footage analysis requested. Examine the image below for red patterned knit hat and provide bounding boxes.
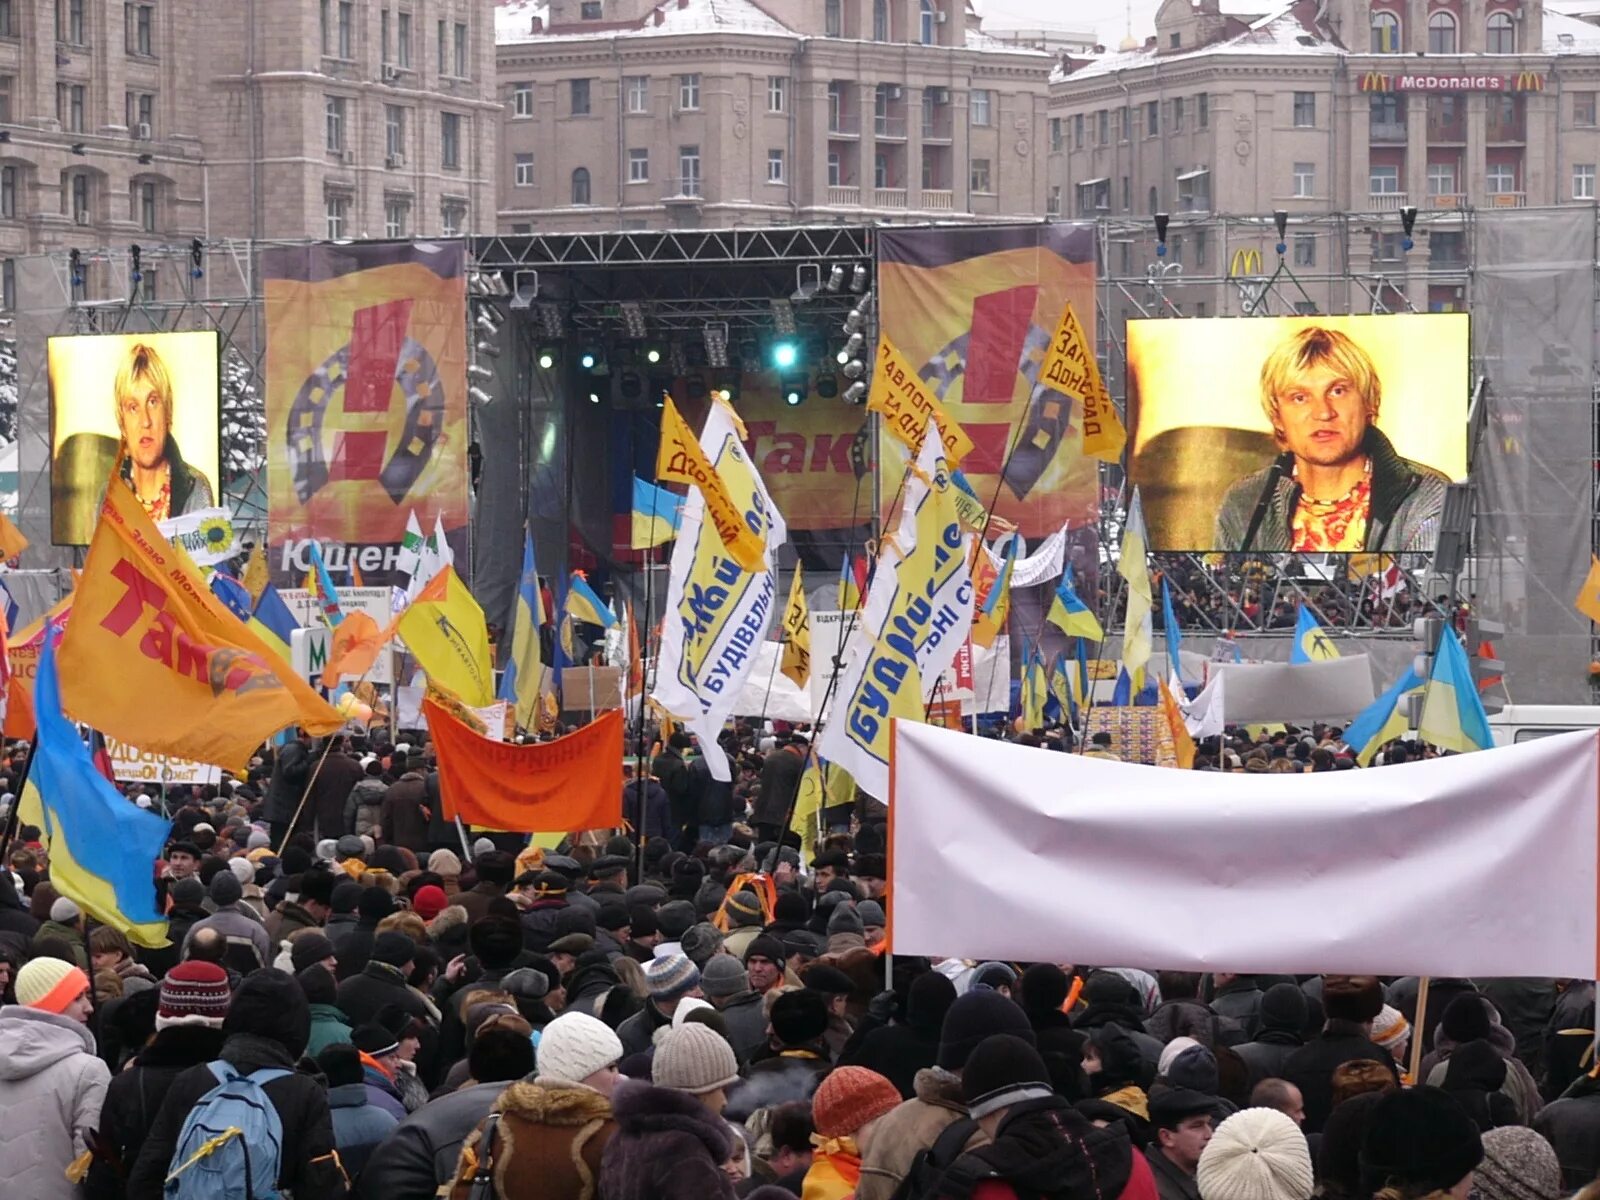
[157,961,232,1029]
[811,1066,902,1137]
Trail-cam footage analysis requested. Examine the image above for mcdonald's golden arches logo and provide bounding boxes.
[1515,71,1546,93]
[1228,248,1262,278]
[1360,72,1393,92]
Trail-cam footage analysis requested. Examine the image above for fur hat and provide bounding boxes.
[938,990,1035,1071]
[1359,1087,1483,1196]
[1198,1108,1314,1200]
[1322,975,1384,1024]
[771,988,831,1047]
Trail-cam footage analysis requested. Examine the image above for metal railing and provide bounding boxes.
[1369,191,1408,210]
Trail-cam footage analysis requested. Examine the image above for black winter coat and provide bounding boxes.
[1281,1020,1399,1133]
[1535,1072,1600,1190]
[751,749,804,826]
[845,1021,942,1100]
[599,1081,737,1200]
[310,751,365,841]
[126,1033,345,1200]
[1232,1030,1304,1088]
[688,756,735,826]
[337,960,432,1029]
[264,739,313,824]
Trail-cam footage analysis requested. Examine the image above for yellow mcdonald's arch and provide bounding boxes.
[1516,71,1546,93]
[1229,247,1262,277]
[1360,72,1391,93]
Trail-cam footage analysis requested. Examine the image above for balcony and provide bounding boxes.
[921,188,953,210]
[874,115,907,140]
[1370,120,1407,143]
[921,116,953,141]
[827,112,860,137]
[1368,190,1407,211]
[1427,192,1465,210]
[827,184,860,205]
[1427,119,1466,144]
[874,187,907,208]
[1486,120,1525,144]
[1486,190,1526,207]
[663,178,703,203]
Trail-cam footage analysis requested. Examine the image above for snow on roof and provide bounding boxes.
[1544,8,1600,54]
[1054,6,1347,83]
[496,0,549,44]
[633,0,795,39]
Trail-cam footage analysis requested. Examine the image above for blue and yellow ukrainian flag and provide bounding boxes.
[1048,652,1074,720]
[306,541,345,627]
[631,477,685,550]
[499,530,546,729]
[1047,565,1103,642]
[1161,578,1183,686]
[1419,626,1493,753]
[564,571,617,629]
[1345,664,1425,766]
[1073,638,1090,710]
[1291,605,1339,663]
[251,583,301,667]
[973,534,1019,648]
[22,630,172,947]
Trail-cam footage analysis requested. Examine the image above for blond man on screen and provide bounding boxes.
[115,341,214,522]
[1214,326,1448,553]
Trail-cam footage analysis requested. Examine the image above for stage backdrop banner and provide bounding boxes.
[263,242,468,587]
[877,226,1100,539]
[890,722,1600,977]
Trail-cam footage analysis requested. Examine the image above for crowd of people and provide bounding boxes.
[0,728,1593,1200]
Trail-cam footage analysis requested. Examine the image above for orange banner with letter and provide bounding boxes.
[426,700,624,833]
[58,476,343,771]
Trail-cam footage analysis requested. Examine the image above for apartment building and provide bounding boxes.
[494,0,1054,230]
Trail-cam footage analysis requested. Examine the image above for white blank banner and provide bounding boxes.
[890,723,1600,977]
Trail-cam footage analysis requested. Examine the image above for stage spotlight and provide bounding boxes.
[825,264,845,292]
[850,264,868,293]
[815,373,839,399]
[469,384,494,406]
[843,359,867,381]
[844,332,865,358]
[468,361,494,381]
[704,324,729,369]
[588,391,602,404]
[621,301,648,339]
[536,345,557,369]
[475,338,501,359]
[843,381,867,404]
[578,345,606,372]
[476,309,501,336]
[781,375,808,406]
[771,340,800,370]
[644,344,664,365]
[836,347,850,365]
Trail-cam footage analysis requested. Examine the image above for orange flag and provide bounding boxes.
[319,611,393,690]
[58,476,344,771]
[0,511,28,564]
[425,699,624,833]
[5,592,75,739]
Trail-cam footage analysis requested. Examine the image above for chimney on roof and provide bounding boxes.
[678,0,688,8]
[1145,34,1157,47]
[531,14,544,32]
[1093,42,1105,53]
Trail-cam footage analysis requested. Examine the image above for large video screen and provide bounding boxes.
[48,331,221,546]
[1126,313,1469,553]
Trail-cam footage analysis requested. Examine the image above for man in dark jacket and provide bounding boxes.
[1544,980,1595,1100]
[751,737,805,844]
[1232,982,1309,1088]
[263,866,334,947]
[126,969,346,1199]
[335,887,396,982]
[337,931,431,1029]
[1147,971,1238,1050]
[622,770,672,841]
[651,733,693,847]
[1144,1088,1214,1200]
[515,870,571,953]
[701,954,768,1064]
[1281,974,1398,1133]
[141,878,208,978]
[687,752,735,846]
[264,732,314,847]
[726,989,832,1122]
[846,969,958,1100]
[1209,974,1263,1040]
[1534,1066,1600,1189]
[377,755,431,853]
[310,736,365,842]
[455,852,515,925]
[1015,964,1086,1102]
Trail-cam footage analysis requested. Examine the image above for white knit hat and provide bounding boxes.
[1158,1035,1202,1078]
[1196,1108,1314,1200]
[1371,1005,1410,1052]
[672,997,714,1029]
[653,1023,740,1095]
[535,1011,624,1086]
[227,857,255,884]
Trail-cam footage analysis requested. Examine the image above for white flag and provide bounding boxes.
[396,510,425,577]
[157,507,239,567]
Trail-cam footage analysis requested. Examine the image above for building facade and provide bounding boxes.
[494,0,1053,230]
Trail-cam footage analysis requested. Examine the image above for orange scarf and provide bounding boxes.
[803,1138,862,1200]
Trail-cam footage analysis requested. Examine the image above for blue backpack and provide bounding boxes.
[163,1062,291,1200]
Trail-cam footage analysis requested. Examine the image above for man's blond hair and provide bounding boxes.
[1259,326,1381,441]
[113,341,174,442]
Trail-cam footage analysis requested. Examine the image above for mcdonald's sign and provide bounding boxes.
[1515,71,1546,93]
[1359,72,1393,93]
[1229,247,1262,277]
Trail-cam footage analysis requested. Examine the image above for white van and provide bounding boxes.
[1487,704,1600,747]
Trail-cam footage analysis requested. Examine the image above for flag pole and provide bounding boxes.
[275,732,337,856]
[1408,976,1430,1084]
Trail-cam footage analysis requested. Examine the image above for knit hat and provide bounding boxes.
[656,900,697,940]
[725,890,764,928]
[596,904,631,932]
[1020,963,1070,1012]
[938,990,1036,1071]
[1167,1043,1221,1095]
[227,857,255,884]
[170,877,206,908]
[1159,1036,1203,1078]
[48,896,80,924]
[680,922,725,967]
[654,1023,740,1094]
[671,997,714,1029]
[1322,975,1384,1024]
[411,885,449,921]
[1360,1087,1483,1195]
[827,904,864,936]
[1258,983,1309,1034]
[857,900,886,929]
[813,1066,902,1136]
[536,1011,624,1086]
[701,954,748,999]
[156,961,233,1030]
[771,988,831,1047]
[1475,1127,1562,1200]
[1197,1108,1314,1200]
[371,931,417,968]
[246,830,272,851]
[1440,993,1493,1045]
[290,932,336,974]
[644,953,701,1001]
[1371,1006,1410,1052]
[427,848,463,876]
[209,869,243,907]
[352,1022,400,1058]
[15,958,89,1013]
[960,1033,1055,1119]
[744,934,787,966]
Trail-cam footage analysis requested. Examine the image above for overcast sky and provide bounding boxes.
[977,0,1165,44]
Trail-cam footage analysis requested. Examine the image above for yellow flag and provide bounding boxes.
[1577,556,1600,625]
[0,510,28,564]
[656,395,767,574]
[1159,678,1197,769]
[57,476,343,772]
[1039,300,1126,464]
[867,336,976,466]
[396,565,495,707]
[780,565,810,689]
[791,759,824,863]
[239,542,270,605]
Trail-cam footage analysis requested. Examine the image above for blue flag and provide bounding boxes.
[1291,605,1339,663]
[1419,626,1494,753]
[1161,578,1183,685]
[1345,665,1426,766]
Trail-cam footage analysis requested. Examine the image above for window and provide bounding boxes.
[827,151,841,187]
[1371,9,1400,53]
[1147,184,1156,213]
[126,91,153,135]
[970,157,991,193]
[570,167,590,204]
[70,172,89,222]
[137,180,156,231]
[516,152,536,185]
[1290,232,1314,267]
[1076,179,1109,214]
[386,104,405,159]
[0,1,14,37]
[768,76,787,113]
[325,95,347,153]
[1146,100,1158,136]
[1371,231,1404,260]
[1170,31,1180,48]
[337,0,353,57]
[441,202,465,235]
[874,151,888,188]
[872,0,887,40]
[380,8,389,62]
[767,148,785,183]
[922,154,938,189]
[60,0,83,44]
[1486,162,1517,193]
[1293,92,1315,127]
[1575,164,1595,201]
[324,193,348,237]
[1198,93,1209,128]
[1096,109,1108,143]
[920,0,935,44]
[1486,11,1514,54]
[1370,163,1400,194]
[436,18,445,74]
[57,83,85,133]
[1049,118,1061,152]
[0,167,14,218]
[1427,11,1456,54]
[441,111,461,168]
[321,0,332,54]
[1194,227,1208,268]
[1047,184,1061,215]
[1115,108,1126,140]
[679,145,700,195]
[581,0,602,16]
[825,0,840,36]
[1073,113,1084,148]
[571,78,591,116]
[385,198,409,237]
[626,76,648,113]
[1577,93,1597,128]
[397,11,410,66]
[1171,96,1184,131]
[512,83,533,117]
[1427,160,1457,196]
[627,147,648,182]
[1292,161,1315,197]
[678,74,699,111]
[1177,169,1209,212]
[126,3,154,55]
[1122,176,1130,210]
[453,22,467,77]
[1370,92,1405,137]
[970,89,991,126]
